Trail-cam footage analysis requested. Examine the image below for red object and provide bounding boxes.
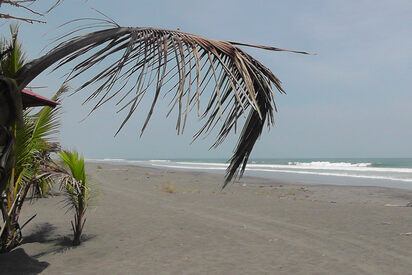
[21,89,58,108]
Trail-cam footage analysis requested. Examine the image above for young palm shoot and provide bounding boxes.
[58,150,90,246]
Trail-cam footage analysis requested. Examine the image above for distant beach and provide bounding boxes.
[2,162,411,274]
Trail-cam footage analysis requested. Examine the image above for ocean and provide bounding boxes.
[87,158,412,190]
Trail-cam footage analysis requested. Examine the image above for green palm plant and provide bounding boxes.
[14,22,309,188]
[14,86,64,198]
[57,150,90,246]
[0,26,67,252]
[0,25,26,78]
[0,86,64,252]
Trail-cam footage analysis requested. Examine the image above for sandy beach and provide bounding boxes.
[1,162,412,274]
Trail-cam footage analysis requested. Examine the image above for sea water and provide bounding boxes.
[87,158,412,190]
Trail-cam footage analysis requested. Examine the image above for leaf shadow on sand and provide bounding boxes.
[0,248,49,275]
[22,222,96,258]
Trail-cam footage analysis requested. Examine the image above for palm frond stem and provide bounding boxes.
[15,26,309,186]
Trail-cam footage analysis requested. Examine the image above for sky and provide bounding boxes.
[1,0,411,159]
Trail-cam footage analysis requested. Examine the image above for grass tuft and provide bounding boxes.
[162,182,177,193]
[285,190,295,196]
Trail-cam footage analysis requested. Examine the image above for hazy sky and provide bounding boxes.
[2,0,411,159]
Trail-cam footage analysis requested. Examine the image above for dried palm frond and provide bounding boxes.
[0,0,63,24]
[15,25,309,188]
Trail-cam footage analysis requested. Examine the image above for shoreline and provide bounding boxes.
[96,162,412,205]
[1,162,411,274]
[88,159,412,191]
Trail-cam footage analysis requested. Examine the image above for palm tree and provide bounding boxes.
[0,88,63,252]
[0,24,24,194]
[57,150,90,246]
[13,22,309,188]
[0,86,64,252]
[0,26,65,252]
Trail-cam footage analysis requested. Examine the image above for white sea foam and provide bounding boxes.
[174,161,412,173]
[103,158,127,162]
[148,160,412,183]
[288,161,371,167]
[176,161,226,167]
[247,163,412,173]
[86,159,412,184]
[86,158,141,165]
[151,164,226,170]
[86,158,125,163]
[245,168,412,183]
[170,161,412,174]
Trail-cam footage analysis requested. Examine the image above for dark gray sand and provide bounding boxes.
[2,163,411,274]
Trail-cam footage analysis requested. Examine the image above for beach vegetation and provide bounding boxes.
[0,85,65,252]
[285,190,295,196]
[57,150,91,246]
[162,181,177,193]
[0,27,66,252]
[13,20,309,189]
[0,26,77,253]
[1,3,307,250]
[0,91,62,252]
